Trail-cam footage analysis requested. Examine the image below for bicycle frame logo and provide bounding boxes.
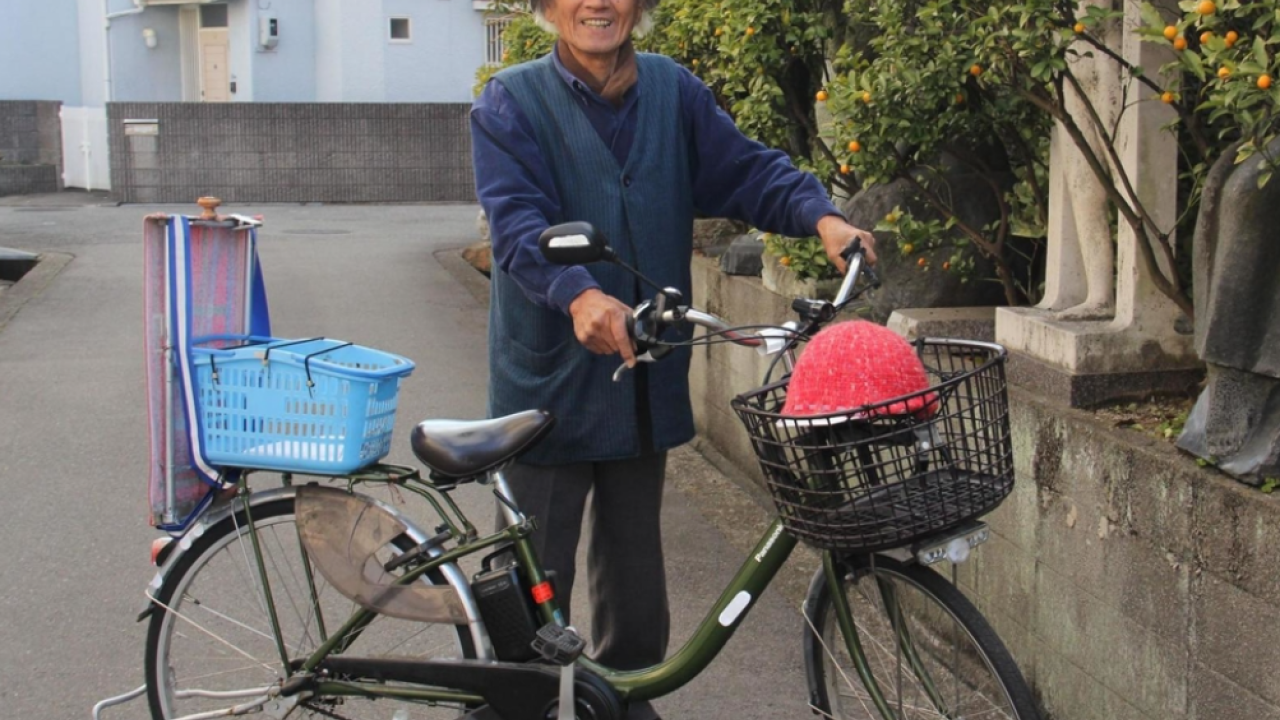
[754,524,784,563]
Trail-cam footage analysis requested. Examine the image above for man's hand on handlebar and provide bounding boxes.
[569,288,638,368]
[816,215,877,274]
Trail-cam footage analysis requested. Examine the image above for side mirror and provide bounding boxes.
[538,222,614,265]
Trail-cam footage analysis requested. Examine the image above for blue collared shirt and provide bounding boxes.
[471,47,843,314]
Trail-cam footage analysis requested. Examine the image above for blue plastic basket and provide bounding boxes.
[190,337,415,475]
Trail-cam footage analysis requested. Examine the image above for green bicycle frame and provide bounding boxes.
[229,472,915,714]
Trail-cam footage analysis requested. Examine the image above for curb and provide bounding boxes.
[0,251,74,334]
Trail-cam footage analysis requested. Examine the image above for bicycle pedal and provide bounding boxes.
[532,623,585,665]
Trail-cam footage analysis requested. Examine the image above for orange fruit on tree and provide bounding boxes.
[1259,74,1273,89]
[848,140,862,153]
[917,257,928,267]
[902,242,914,253]
[692,58,700,67]
[840,164,851,175]
[955,92,965,104]
[969,64,983,77]
[1163,25,1178,40]
[1161,91,1175,103]
[1200,31,1213,45]
[745,26,755,36]
[1074,22,1085,34]
[1197,0,1215,15]
[861,91,872,103]
[1218,66,1231,79]
[942,261,952,271]
[779,256,792,267]
[1226,30,1239,47]
[885,212,899,223]
[816,89,829,102]
[1173,35,1188,51]
[714,27,723,36]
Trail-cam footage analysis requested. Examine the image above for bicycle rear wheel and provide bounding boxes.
[144,495,476,720]
[804,554,1039,720]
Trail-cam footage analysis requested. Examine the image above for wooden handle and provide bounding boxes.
[197,196,221,220]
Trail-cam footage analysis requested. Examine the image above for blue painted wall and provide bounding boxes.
[0,0,82,103]
[383,0,488,102]
[250,0,318,101]
[109,7,183,102]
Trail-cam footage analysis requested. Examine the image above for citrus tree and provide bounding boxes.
[823,0,1054,305]
[1138,0,1280,188]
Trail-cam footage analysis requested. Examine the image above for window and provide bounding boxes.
[484,15,513,66]
[389,17,412,42]
[200,4,229,29]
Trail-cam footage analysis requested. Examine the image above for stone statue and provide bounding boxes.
[1177,139,1280,481]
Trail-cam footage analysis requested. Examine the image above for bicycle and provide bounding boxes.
[137,222,1040,720]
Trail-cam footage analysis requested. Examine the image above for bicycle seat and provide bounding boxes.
[411,410,555,481]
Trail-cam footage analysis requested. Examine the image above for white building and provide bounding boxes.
[0,0,507,189]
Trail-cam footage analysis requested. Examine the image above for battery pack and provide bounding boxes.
[472,564,542,661]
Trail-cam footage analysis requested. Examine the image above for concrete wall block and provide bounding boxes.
[1192,574,1280,706]
[1035,563,1187,718]
[986,459,1039,552]
[973,531,1036,630]
[1191,474,1280,599]
[1190,664,1280,720]
[1036,644,1161,720]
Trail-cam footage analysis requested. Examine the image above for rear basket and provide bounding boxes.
[191,337,415,475]
[731,338,1014,552]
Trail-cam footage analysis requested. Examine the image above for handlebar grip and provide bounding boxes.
[840,237,864,263]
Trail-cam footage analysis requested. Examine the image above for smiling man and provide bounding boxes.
[470,0,874,714]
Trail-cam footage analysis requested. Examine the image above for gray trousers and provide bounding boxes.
[500,452,670,672]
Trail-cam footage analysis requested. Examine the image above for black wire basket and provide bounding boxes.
[731,338,1014,553]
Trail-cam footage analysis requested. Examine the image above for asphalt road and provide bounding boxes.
[0,194,819,720]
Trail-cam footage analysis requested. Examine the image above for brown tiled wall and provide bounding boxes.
[107,103,475,204]
[0,100,63,177]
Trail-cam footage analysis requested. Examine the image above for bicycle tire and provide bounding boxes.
[803,554,1040,720]
[144,495,476,720]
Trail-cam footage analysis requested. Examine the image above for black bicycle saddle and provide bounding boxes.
[411,409,555,481]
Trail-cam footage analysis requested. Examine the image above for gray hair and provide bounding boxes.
[531,0,658,37]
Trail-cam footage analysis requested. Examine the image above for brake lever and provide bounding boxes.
[611,350,661,382]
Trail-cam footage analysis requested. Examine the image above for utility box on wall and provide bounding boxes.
[258,15,278,50]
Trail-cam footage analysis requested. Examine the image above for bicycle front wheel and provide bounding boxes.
[144,494,476,720]
[804,554,1039,720]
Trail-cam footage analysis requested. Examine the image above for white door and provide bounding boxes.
[200,29,230,102]
[59,106,111,191]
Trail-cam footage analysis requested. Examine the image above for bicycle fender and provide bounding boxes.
[135,485,492,658]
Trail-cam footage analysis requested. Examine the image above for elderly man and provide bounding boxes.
[469,0,875,710]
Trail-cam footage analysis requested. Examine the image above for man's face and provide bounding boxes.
[544,0,640,60]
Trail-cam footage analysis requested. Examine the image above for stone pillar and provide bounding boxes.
[995,0,1201,407]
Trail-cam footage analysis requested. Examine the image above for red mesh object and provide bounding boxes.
[782,321,935,418]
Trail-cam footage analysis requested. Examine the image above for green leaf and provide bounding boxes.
[1254,34,1270,68]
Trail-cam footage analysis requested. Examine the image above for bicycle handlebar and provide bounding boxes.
[617,240,874,372]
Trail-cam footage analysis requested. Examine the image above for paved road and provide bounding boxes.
[0,194,820,720]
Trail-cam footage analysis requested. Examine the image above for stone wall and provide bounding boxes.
[688,253,1280,720]
[0,100,62,167]
[0,164,58,196]
[0,100,62,196]
[107,103,475,204]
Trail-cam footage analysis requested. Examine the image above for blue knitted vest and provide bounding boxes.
[488,53,695,465]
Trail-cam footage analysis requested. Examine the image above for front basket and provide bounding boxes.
[731,338,1014,553]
